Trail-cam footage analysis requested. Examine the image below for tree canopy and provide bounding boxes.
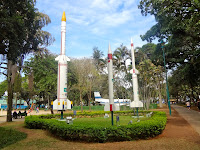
[0,0,54,121]
[139,0,200,100]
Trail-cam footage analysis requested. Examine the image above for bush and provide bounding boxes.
[25,111,166,143]
[0,127,27,149]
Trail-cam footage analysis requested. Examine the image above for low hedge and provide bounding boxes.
[25,111,166,143]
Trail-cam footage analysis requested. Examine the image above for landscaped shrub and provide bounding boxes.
[0,127,27,149]
[25,111,166,143]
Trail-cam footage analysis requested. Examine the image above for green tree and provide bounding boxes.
[113,44,129,73]
[113,44,130,104]
[138,59,159,109]
[71,58,88,112]
[23,52,57,107]
[0,0,54,121]
[0,80,7,97]
[92,47,105,73]
[139,0,200,101]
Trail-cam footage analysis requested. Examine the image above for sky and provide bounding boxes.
[35,0,156,58]
[0,0,157,83]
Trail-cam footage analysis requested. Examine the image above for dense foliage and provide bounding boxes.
[0,0,54,121]
[23,53,58,105]
[139,0,200,100]
[25,111,166,143]
[0,80,7,97]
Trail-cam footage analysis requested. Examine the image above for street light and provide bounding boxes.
[161,40,171,115]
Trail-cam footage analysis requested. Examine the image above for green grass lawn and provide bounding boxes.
[72,115,149,127]
[0,127,27,149]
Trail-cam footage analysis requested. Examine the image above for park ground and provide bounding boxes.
[0,105,200,150]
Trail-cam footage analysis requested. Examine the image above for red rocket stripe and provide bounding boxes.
[133,69,135,73]
[110,104,112,111]
[59,64,67,66]
[131,43,133,47]
[108,54,112,59]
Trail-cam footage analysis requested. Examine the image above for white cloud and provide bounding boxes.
[35,0,156,57]
[91,0,110,10]
[102,10,132,26]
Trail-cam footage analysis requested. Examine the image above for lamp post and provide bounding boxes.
[161,40,171,115]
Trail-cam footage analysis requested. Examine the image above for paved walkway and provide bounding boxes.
[172,105,200,136]
[0,110,56,124]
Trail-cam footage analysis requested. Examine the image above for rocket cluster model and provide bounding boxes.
[53,12,71,110]
[130,38,143,108]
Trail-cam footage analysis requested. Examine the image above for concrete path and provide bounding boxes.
[0,110,56,124]
[172,105,200,136]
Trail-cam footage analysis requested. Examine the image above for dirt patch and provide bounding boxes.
[1,107,200,150]
[157,107,200,144]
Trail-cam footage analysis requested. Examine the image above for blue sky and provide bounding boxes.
[0,0,157,83]
[36,0,156,58]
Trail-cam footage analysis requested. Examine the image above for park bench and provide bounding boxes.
[18,111,27,118]
[12,111,27,119]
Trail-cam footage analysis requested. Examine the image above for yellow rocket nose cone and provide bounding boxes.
[61,11,66,22]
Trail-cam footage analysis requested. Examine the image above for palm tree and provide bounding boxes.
[92,47,106,73]
[113,44,129,73]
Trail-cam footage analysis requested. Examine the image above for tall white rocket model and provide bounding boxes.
[53,12,71,110]
[108,43,114,109]
[130,38,143,108]
[104,44,119,112]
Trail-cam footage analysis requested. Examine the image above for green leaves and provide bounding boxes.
[22,53,57,101]
[139,0,200,99]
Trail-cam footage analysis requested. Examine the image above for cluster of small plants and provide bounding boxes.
[40,110,149,119]
[25,111,166,143]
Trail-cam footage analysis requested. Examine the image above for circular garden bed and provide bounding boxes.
[25,110,167,143]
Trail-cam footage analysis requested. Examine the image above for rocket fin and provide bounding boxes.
[55,55,70,62]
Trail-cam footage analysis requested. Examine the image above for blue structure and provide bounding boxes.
[0,96,36,109]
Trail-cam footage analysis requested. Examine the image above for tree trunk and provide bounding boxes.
[79,86,83,113]
[15,94,17,109]
[146,86,150,110]
[7,80,13,122]
[89,83,91,112]
[48,94,50,108]
[7,60,16,122]
[20,96,21,108]
[158,80,163,108]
